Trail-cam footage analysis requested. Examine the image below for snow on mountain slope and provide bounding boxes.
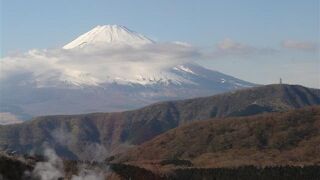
[61,25,251,87]
[63,25,153,49]
[0,25,256,122]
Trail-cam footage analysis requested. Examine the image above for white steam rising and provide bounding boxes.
[51,128,110,162]
[71,166,105,180]
[31,148,64,180]
[30,147,108,180]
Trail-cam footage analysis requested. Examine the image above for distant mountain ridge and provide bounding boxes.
[0,84,319,160]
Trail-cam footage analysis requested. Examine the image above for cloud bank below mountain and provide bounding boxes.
[0,42,201,87]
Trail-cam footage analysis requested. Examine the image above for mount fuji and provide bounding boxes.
[63,25,154,49]
[0,25,255,124]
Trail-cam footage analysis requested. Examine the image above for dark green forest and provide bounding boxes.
[111,163,320,180]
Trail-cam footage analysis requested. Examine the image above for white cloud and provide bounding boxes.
[212,38,277,57]
[217,38,249,51]
[0,112,23,125]
[282,40,318,51]
[0,43,201,87]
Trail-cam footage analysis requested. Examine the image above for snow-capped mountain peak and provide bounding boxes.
[0,25,256,122]
[63,25,154,49]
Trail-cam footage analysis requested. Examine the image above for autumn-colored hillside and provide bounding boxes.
[112,106,320,168]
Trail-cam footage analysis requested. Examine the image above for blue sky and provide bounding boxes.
[1,0,319,87]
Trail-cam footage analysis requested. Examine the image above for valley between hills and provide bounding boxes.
[0,84,319,179]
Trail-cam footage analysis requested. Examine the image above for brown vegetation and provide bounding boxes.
[112,106,320,168]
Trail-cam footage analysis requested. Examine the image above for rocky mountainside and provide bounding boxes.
[0,84,319,160]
